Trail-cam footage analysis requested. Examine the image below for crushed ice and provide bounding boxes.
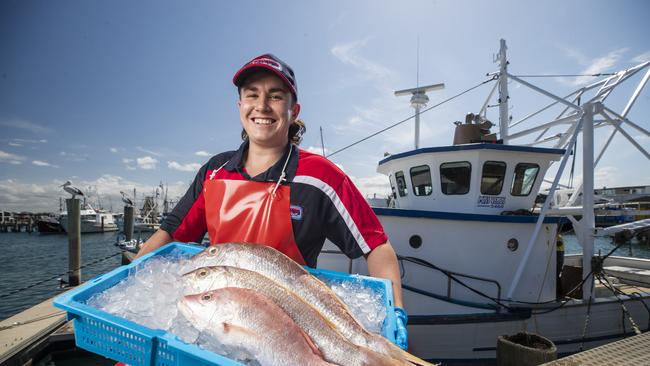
[86,249,387,364]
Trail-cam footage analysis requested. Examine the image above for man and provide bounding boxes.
[136,53,408,349]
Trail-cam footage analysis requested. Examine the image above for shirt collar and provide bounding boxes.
[225,140,298,182]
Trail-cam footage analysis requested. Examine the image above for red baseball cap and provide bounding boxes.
[233,54,298,100]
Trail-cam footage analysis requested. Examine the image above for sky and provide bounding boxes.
[1,0,649,212]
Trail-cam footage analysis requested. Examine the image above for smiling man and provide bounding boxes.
[136,53,409,350]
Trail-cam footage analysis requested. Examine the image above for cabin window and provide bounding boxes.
[389,174,397,198]
[511,163,540,196]
[410,165,433,196]
[481,161,506,195]
[395,171,408,197]
[440,161,471,195]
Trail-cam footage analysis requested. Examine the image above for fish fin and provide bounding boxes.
[296,325,325,359]
[221,322,259,338]
[372,335,438,366]
[400,351,439,366]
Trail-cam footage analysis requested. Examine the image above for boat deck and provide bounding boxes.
[543,331,650,365]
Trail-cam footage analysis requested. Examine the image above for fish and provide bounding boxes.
[184,265,410,366]
[189,243,436,366]
[178,287,335,366]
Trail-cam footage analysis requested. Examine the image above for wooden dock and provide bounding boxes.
[543,331,650,365]
[0,297,68,365]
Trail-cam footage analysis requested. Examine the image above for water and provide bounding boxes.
[1,231,648,321]
[0,232,130,320]
[563,233,650,259]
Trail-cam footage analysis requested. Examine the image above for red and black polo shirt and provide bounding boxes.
[160,141,388,267]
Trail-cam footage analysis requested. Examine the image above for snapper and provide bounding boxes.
[184,265,410,366]
[189,243,436,366]
[178,287,334,366]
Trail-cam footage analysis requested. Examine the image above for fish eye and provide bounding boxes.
[208,247,217,255]
[201,294,212,301]
[198,269,208,277]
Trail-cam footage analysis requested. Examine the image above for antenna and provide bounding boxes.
[395,83,445,149]
[416,35,420,88]
[319,126,326,157]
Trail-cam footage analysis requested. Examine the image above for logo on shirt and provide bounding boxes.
[290,205,303,220]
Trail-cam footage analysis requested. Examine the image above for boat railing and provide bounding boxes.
[397,255,503,307]
[320,249,503,308]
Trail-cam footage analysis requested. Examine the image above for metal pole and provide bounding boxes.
[414,104,421,149]
[498,39,510,144]
[66,198,81,286]
[124,205,134,241]
[582,103,595,300]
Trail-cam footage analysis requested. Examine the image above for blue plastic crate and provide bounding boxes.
[54,242,397,366]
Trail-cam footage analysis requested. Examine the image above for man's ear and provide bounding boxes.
[237,100,241,108]
[292,103,301,118]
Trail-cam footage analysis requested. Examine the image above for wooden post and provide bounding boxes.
[66,198,81,286]
[124,205,134,241]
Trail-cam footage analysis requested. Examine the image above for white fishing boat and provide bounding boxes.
[318,39,650,363]
[59,204,119,233]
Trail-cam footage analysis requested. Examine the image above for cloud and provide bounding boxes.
[110,147,118,153]
[32,160,58,168]
[195,151,212,157]
[136,156,158,170]
[0,175,192,212]
[167,161,201,172]
[631,51,650,64]
[331,39,392,81]
[0,119,53,134]
[349,174,391,198]
[560,48,628,86]
[0,150,25,164]
[59,151,87,162]
[137,146,162,157]
[8,142,22,147]
[304,146,330,156]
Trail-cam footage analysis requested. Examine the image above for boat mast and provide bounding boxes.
[497,39,510,144]
[581,103,595,300]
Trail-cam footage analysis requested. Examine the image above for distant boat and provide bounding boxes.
[59,204,119,233]
[36,216,64,234]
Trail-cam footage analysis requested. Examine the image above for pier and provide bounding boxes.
[0,212,43,233]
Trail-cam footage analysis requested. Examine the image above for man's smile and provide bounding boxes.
[252,117,276,125]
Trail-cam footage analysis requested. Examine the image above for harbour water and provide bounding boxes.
[0,232,648,321]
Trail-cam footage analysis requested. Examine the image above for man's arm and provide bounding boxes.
[135,229,174,258]
[366,241,403,308]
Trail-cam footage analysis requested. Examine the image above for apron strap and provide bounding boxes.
[209,144,293,189]
[272,144,293,196]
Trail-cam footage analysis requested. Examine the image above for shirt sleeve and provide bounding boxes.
[323,174,388,259]
[160,163,209,243]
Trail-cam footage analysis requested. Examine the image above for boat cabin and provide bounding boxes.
[379,144,564,214]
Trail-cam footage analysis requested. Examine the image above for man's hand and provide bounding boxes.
[394,306,409,350]
[135,229,174,258]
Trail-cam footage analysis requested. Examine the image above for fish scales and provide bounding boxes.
[184,265,409,366]
[179,287,334,366]
[190,243,436,366]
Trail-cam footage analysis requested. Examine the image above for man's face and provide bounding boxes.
[238,72,300,149]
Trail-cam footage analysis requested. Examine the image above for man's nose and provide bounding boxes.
[254,95,271,111]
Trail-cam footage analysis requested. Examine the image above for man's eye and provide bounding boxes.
[245,94,258,98]
[270,94,283,100]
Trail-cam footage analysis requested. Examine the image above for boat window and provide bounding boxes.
[511,163,540,196]
[410,165,432,196]
[395,171,408,197]
[440,161,471,195]
[481,161,506,195]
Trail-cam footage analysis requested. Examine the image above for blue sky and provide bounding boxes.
[1,0,649,212]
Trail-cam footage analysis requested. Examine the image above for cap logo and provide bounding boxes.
[250,57,283,72]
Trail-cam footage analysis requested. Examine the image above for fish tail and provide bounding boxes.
[399,350,439,366]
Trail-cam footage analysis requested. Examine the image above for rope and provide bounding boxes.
[513,73,616,78]
[0,311,66,331]
[0,251,123,299]
[597,273,642,335]
[326,77,496,158]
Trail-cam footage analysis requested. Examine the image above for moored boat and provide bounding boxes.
[318,39,650,363]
